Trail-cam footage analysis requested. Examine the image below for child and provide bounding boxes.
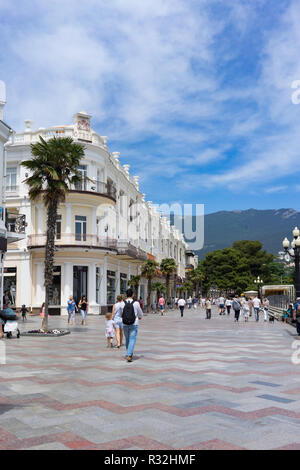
[105,312,115,348]
[20,304,28,322]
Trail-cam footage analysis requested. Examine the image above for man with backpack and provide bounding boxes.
[122,288,143,362]
[293,297,300,336]
[232,296,242,322]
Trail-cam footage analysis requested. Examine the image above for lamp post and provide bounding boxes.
[254,276,263,299]
[282,226,300,298]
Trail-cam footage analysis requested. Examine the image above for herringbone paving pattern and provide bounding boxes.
[0,307,300,450]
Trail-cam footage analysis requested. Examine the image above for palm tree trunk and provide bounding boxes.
[43,200,58,332]
[166,274,170,305]
[147,278,152,313]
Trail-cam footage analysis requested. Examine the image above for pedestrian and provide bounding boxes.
[232,296,242,322]
[139,297,143,310]
[78,295,88,325]
[158,295,165,316]
[187,296,192,309]
[248,298,254,317]
[242,297,250,322]
[112,294,125,348]
[105,312,115,348]
[263,298,270,322]
[192,296,198,309]
[67,295,78,326]
[20,304,28,322]
[3,290,11,309]
[178,297,186,317]
[175,297,179,309]
[122,288,143,362]
[225,297,232,315]
[283,304,292,323]
[293,297,300,336]
[205,297,212,319]
[253,295,261,322]
[218,295,225,315]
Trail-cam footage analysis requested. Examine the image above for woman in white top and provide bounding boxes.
[225,298,232,315]
[241,297,250,322]
[112,295,125,348]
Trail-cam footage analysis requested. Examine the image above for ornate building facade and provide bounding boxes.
[4,111,192,314]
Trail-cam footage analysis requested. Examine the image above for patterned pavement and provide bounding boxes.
[0,306,300,450]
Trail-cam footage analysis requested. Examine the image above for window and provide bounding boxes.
[120,273,127,295]
[96,267,101,304]
[6,167,17,191]
[107,270,116,304]
[75,165,87,191]
[56,215,62,240]
[75,216,87,241]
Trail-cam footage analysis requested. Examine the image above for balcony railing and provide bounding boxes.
[70,178,116,201]
[5,213,26,234]
[117,241,148,261]
[28,233,117,250]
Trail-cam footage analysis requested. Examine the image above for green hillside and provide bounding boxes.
[195,208,300,259]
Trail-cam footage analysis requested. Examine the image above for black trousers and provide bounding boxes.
[226,306,231,314]
[179,306,184,317]
[234,310,240,321]
[296,320,300,335]
[206,309,211,319]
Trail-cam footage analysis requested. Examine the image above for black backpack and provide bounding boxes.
[122,300,136,325]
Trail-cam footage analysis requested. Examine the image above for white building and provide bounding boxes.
[0,80,26,308]
[4,111,191,314]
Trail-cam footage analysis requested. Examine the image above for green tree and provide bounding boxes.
[141,259,159,312]
[160,258,177,302]
[151,281,166,308]
[201,240,276,295]
[22,136,85,331]
[128,275,141,299]
[187,267,205,296]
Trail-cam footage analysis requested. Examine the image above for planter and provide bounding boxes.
[21,329,70,337]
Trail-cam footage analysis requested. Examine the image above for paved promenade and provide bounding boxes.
[0,307,300,450]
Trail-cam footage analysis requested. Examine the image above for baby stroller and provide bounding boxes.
[0,308,20,339]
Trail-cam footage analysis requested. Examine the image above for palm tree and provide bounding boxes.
[188,268,205,296]
[160,258,177,304]
[22,136,85,331]
[128,275,141,299]
[141,259,159,312]
[151,281,166,309]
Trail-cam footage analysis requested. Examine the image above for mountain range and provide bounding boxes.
[194,208,300,259]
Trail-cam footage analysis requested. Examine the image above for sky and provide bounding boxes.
[1,0,300,214]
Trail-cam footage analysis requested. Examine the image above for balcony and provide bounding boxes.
[69,178,116,202]
[117,241,148,261]
[27,233,117,251]
[5,212,26,244]
[6,185,19,196]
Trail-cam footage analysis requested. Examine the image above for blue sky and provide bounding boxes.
[1,0,300,214]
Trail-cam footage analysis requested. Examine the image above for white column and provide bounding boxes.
[63,262,73,312]
[18,253,31,308]
[35,262,44,306]
[88,262,96,308]
[100,256,107,307]
[65,204,72,234]
[91,207,97,235]
[37,204,44,234]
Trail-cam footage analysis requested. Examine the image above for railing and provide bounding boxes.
[5,213,26,234]
[6,185,18,194]
[28,233,117,250]
[117,241,148,261]
[70,178,116,200]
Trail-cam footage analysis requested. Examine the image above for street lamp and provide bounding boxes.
[282,227,300,297]
[254,276,263,299]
